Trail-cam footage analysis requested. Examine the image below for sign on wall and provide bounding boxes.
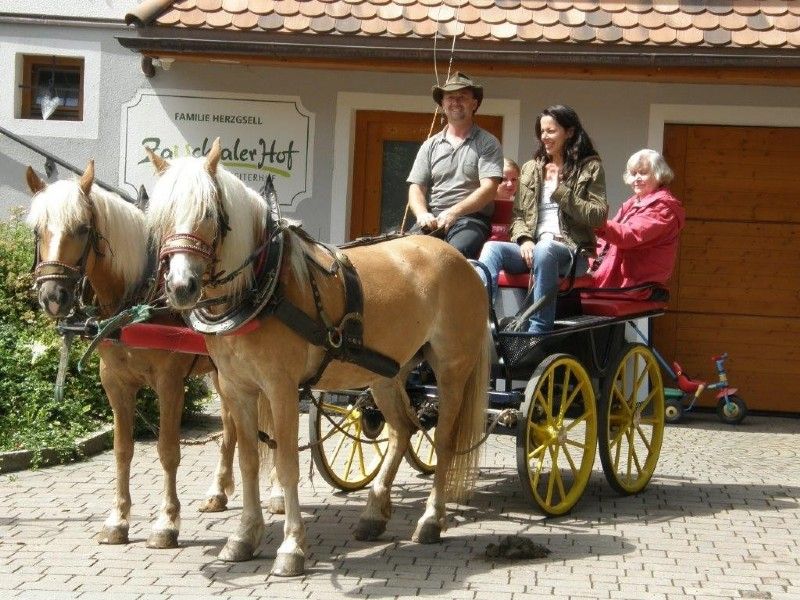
[119,90,314,209]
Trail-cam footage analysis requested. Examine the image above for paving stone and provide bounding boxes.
[2,412,799,599]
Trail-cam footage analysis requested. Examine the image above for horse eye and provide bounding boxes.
[75,224,90,236]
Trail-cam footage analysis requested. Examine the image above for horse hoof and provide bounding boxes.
[412,523,442,544]
[97,525,129,545]
[267,496,285,515]
[354,519,386,541]
[146,529,179,549]
[271,552,305,577]
[219,539,256,562]
[198,494,228,513]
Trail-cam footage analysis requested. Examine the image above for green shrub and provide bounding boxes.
[0,208,210,455]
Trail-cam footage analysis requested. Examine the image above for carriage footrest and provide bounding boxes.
[580,298,667,317]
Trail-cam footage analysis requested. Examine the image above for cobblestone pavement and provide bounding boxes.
[1,411,799,600]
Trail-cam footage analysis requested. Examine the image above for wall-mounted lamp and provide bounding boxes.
[141,56,175,78]
[152,57,175,70]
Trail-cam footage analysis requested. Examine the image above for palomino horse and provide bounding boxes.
[144,139,490,576]
[25,162,246,547]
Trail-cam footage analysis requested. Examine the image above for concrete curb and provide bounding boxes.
[0,424,114,474]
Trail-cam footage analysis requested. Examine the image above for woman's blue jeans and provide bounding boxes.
[477,239,587,334]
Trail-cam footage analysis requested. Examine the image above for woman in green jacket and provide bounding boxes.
[477,105,608,333]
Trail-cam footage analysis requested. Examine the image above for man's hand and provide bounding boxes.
[417,211,438,231]
[519,239,535,268]
[437,209,458,231]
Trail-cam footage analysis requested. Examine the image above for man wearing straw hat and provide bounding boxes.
[407,72,503,259]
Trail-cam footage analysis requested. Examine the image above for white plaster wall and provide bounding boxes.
[3,1,138,19]
[0,21,148,217]
[3,19,800,241]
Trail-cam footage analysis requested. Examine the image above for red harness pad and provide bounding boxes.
[114,320,260,355]
[580,297,667,317]
[118,323,209,354]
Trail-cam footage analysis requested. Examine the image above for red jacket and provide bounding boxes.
[588,188,685,298]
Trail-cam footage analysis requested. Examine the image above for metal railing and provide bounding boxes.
[0,125,136,203]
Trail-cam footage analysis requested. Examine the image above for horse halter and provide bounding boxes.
[31,219,102,306]
[157,178,231,283]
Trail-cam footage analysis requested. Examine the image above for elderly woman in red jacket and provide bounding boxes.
[589,149,685,298]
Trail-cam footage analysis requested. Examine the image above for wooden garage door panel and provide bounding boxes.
[678,190,795,222]
[656,313,800,411]
[686,125,800,149]
[674,221,800,316]
[657,123,800,413]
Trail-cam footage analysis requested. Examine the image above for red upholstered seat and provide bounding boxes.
[489,199,513,242]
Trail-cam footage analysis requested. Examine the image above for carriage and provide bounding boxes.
[306,198,667,517]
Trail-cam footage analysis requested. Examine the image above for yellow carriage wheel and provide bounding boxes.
[516,354,597,516]
[308,391,388,491]
[599,343,665,495]
[405,427,437,474]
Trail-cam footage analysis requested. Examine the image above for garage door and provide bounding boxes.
[655,124,800,413]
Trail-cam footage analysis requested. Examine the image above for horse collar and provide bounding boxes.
[184,183,285,335]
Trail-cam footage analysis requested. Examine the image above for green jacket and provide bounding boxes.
[509,156,608,253]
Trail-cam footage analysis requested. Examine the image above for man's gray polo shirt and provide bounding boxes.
[407,125,503,218]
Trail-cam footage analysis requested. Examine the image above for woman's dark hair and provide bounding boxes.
[533,104,599,180]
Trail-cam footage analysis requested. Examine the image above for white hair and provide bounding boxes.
[623,149,674,186]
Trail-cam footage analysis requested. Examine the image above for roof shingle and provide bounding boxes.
[127,0,800,50]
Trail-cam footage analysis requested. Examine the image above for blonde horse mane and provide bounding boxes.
[146,156,313,300]
[26,178,148,288]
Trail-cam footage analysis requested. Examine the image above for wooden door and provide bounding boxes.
[656,124,800,412]
[349,110,503,239]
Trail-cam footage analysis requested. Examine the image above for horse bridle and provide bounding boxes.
[31,215,104,310]
[157,177,231,285]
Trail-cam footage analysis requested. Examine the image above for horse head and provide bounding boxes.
[26,161,98,318]
[146,138,239,311]
[26,162,148,318]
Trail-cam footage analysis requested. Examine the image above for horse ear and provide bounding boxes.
[79,160,95,197]
[206,137,221,175]
[26,166,46,194]
[145,146,168,175]
[135,185,149,211]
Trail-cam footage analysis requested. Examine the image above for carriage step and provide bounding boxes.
[554,314,612,328]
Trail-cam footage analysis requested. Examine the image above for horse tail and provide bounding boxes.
[446,323,490,503]
[257,392,275,476]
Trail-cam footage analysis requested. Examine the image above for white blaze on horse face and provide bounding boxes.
[163,224,209,310]
[39,229,70,317]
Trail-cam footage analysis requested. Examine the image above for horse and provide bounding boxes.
[144,138,490,576]
[25,162,251,548]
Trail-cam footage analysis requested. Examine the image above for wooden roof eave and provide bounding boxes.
[115,30,800,87]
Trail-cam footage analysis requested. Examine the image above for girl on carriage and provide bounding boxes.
[476,104,608,334]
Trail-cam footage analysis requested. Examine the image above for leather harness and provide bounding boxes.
[161,176,400,387]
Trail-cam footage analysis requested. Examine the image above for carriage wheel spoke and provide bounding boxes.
[558,366,572,418]
[531,445,547,489]
[564,409,590,433]
[561,442,578,475]
[561,380,583,418]
[612,383,634,417]
[545,445,560,505]
[329,419,354,463]
[635,423,653,451]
